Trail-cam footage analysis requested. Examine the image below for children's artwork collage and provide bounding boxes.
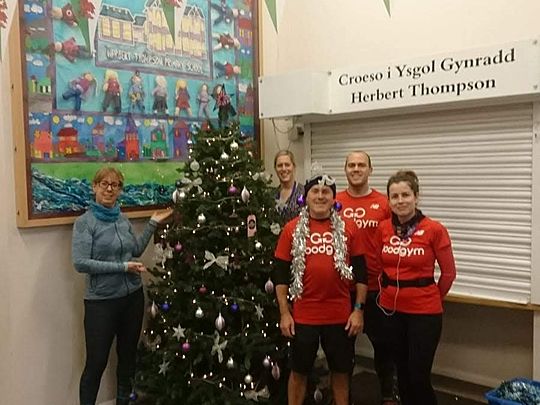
[21,0,257,217]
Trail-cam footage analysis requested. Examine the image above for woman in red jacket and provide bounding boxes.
[376,170,456,405]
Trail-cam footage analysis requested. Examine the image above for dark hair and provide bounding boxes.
[304,174,337,198]
[345,150,372,168]
[274,150,296,168]
[386,170,419,196]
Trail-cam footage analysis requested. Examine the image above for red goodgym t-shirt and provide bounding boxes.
[336,189,390,291]
[274,217,363,325]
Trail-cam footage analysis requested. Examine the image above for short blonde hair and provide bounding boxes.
[93,167,124,187]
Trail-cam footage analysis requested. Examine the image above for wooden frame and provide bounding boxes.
[11,0,260,227]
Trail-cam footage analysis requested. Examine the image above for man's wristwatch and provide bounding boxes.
[353,302,365,311]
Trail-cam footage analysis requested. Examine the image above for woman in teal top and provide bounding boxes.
[72,167,171,405]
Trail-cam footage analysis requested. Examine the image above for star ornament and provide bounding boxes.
[255,304,264,320]
[173,323,186,341]
[158,360,170,375]
[211,331,228,363]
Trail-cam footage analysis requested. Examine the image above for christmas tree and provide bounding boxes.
[135,123,286,405]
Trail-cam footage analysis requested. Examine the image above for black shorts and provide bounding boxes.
[289,323,355,375]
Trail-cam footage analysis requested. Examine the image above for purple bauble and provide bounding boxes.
[296,194,305,206]
[129,392,138,401]
[333,201,342,212]
[175,242,183,252]
[231,303,239,313]
[228,185,238,195]
[161,302,170,311]
[182,342,191,352]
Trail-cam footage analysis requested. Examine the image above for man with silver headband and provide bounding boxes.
[273,173,368,405]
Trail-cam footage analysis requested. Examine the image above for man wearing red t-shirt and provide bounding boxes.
[336,151,397,404]
[273,174,368,405]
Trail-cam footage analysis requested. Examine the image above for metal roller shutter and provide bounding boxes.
[309,103,533,303]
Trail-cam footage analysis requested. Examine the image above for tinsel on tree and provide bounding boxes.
[135,123,286,404]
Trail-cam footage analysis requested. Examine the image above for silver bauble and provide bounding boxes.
[197,213,206,224]
[262,357,271,368]
[215,313,225,331]
[220,151,229,160]
[230,141,239,150]
[244,374,253,384]
[226,357,235,369]
[195,307,204,318]
[150,301,158,318]
[190,160,200,172]
[255,241,262,250]
[241,186,250,203]
[271,364,280,380]
[265,278,274,294]
[314,388,323,402]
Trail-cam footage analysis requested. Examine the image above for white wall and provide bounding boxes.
[0,23,153,404]
[261,0,539,387]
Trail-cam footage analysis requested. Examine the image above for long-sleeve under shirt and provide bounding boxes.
[72,210,157,300]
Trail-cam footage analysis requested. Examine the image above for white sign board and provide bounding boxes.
[330,39,540,114]
[258,39,540,119]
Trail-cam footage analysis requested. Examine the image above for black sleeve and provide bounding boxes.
[351,255,367,285]
[272,258,291,286]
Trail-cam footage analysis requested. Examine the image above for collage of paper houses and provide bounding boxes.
[22,0,257,216]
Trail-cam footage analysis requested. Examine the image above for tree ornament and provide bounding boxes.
[226,356,235,369]
[244,374,253,384]
[197,213,207,224]
[150,301,158,318]
[228,185,238,195]
[220,151,229,160]
[314,387,323,402]
[175,179,183,189]
[270,222,281,235]
[190,160,200,172]
[182,342,191,352]
[175,242,183,252]
[215,312,226,331]
[296,194,305,206]
[271,363,281,380]
[254,241,262,250]
[172,189,186,203]
[129,392,138,401]
[262,357,271,368]
[199,285,207,294]
[161,302,170,311]
[230,303,239,313]
[334,201,343,212]
[230,140,239,150]
[172,323,186,340]
[265,278,274,294]
[241,186,250,203]
[195,306,204,318]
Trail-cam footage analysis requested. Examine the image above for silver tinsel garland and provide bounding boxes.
[289,207,354,300]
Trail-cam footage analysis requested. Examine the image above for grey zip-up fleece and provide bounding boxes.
[72,210,158,300]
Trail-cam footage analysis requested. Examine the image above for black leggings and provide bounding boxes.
[364,292,398,401]
[383,311,442,405]
[79,288,144,405]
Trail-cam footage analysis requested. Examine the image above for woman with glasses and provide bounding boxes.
[72,167,172,405]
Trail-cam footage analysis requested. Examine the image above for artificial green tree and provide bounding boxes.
[135,123,286,405]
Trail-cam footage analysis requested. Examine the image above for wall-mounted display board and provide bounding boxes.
[11,0,259,227]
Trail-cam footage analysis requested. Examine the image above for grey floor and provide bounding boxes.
[349,370,487,404]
